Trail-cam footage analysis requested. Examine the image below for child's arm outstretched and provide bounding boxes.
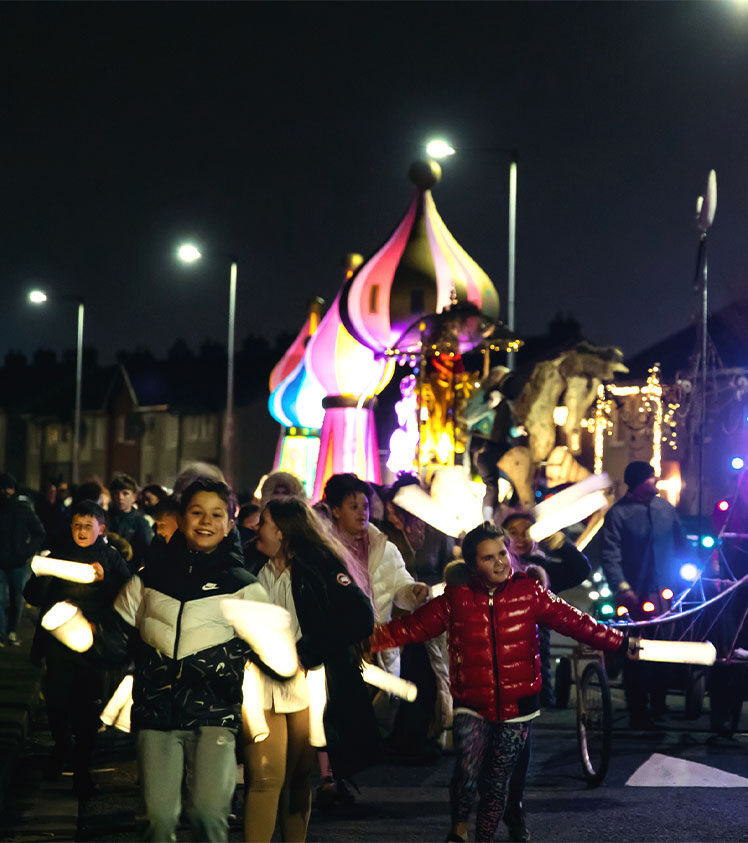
[533,584,625,652]
[369,593,450,653]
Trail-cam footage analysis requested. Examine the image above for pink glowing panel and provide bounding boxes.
[269,311,317,393]
[304,291,394,398]
[312,406,381,501]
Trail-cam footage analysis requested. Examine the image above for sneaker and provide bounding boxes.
[335,778,358,806]
[8,632,20,647]
[506,818,531,842]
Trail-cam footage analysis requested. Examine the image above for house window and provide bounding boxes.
[46,425,60,447]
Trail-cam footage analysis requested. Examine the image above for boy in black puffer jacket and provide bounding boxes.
[24,499,131,797]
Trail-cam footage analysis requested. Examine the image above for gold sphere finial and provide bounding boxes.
[408,160,441,190]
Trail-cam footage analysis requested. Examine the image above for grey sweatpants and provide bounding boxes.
[137,726,237,842]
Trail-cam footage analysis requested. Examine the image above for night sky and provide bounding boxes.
[3,1,748,367]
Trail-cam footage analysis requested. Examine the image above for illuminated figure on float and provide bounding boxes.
[267,298,326,497]
[304,254,396,501]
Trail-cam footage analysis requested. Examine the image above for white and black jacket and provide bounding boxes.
[96,531,269,732]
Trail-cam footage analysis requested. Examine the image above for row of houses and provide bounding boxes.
[0,353,278,498]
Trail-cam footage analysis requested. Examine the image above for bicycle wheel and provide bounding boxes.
[576,660,612,788]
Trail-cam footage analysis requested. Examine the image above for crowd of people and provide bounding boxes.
[6,460,718,843]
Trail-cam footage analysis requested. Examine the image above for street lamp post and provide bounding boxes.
[177,244,238,483]
[425,138,518,369]
[28,290,85,484]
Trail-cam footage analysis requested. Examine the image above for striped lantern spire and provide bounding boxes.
[268,298,325,429]
[340,160,500,354]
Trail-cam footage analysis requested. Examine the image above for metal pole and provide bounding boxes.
[506,153,518,370]
[697,235,708,552]
[223,260,238,484]
[72,300,84,485]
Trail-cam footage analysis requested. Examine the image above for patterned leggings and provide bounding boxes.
[450,713,529,842]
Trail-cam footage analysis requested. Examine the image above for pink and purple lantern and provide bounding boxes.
[268,298,326,496]
[340,160,500,356]
[304,255,396,500]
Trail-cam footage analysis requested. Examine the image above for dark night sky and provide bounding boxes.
[2,1,748,367]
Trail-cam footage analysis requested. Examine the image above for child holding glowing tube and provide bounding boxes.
[246,496,378,843]
[75,479,272,841]
[368,521,626,843]
[23,499,131,797]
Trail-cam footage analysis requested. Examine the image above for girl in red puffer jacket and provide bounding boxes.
[369,522,626,843]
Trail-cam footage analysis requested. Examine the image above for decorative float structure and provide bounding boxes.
[304,255,396,500]
[267,298,326,497]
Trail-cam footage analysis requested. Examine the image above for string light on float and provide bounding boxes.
[680,562,701,582]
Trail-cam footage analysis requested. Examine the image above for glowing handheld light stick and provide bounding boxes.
[242,663,270,743]
[307,666,328,748]
[31,555,96,583]
[630,638,716,666]
[100,674,134,733]
[528,473,611,542]
[361,662,418,702]
[41,601,94,652]
[220,599,298,679]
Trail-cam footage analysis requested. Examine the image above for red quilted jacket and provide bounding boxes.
[370,568,624,721]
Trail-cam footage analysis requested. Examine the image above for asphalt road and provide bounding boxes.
[2,687,746,842]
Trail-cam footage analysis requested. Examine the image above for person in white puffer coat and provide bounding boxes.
[313,473,429,808]
[323,473,429,678]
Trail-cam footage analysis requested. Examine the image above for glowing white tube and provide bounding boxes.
[221,599,298,679]
[633,639,716,666]
[307,666,327,748]
[241,663,270,743]
[100,674,134,729]
[529,490,609,542]
[361,662,418,702]
[41,601,93,652]
[31,555,96,583]
[430,582,446,598]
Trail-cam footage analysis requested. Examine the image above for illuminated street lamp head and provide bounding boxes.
[177,243,202,263]
[425,138,456,159]
[28,290,48,304]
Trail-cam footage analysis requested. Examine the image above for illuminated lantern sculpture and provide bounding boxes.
[304,254,396,500]
[339,160,511,477]
[340,160,500,355]
[268,298,326,497]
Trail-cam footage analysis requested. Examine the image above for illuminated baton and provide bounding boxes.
[41,601,94,652]
[221,599,298,679]
[630,638,716,666]
[101,674,134,733]
[307,666,327,748]
[31,555,96,583]
[242,663,270,743]
[528,474,611,542]
[361,662,418,702]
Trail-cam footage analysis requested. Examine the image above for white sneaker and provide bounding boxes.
[8,632,20,646]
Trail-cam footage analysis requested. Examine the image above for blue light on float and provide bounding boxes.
[701,535,715,549]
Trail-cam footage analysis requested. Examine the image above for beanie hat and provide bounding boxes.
[0,472,17,489]
[623,460,655,489]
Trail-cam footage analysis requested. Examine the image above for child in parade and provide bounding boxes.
[89,478,270,841]
[368,522,626,843]
[151,495,180,543]
[24,499,131,797]
[245,496,378,843]
[108,473,153,571]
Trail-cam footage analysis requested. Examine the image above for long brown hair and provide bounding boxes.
[264,497,349,569]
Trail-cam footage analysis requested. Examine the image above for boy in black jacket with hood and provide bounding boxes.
[24,499,131,797]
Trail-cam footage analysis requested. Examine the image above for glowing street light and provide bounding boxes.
[177,242,202,263]
[28,288,85,484]
[425,138,456,159]
[177,242,239,482]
